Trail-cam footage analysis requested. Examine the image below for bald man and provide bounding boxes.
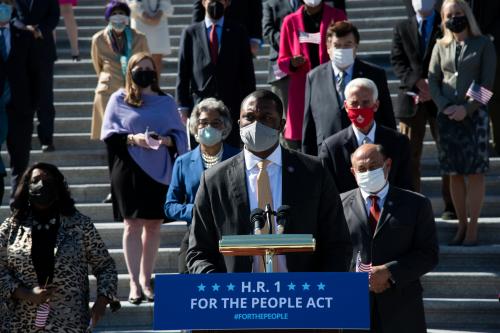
[341,143,438,333]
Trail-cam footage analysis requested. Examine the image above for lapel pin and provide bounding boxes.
[287,166,295,173]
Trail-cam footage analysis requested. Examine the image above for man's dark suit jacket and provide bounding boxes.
[390,12,442,119]
[176,20,256,145]
[186,147,352,274]
[341,186,438,333]
[468,0,500,54]
[14,0,59,62]
[192,0,262,40]
[262,0,294,83]
[319,124,413,194]
[302,59,396,156]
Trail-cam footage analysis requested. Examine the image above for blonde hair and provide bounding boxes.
[124,52,162,107]
[438,0,482,46]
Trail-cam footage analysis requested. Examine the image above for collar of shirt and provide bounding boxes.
[204,15,224,29]
[360,181,389,214]
[331,61,354,79]
[244,144,282,171]
[352,121,377,147]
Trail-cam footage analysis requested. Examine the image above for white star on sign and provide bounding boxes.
[197,283,206,292]
[212,283,220,291]
[317,282,326,291]
[288,282,296,291]
[302,282,310,291]
[227,283,235,291]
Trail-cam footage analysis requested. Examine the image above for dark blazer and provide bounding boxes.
[186,147,352,274]
[341,186,438,333]
[13,0,59,62]
[192,0,263,40]
[176,20,256,117]
[390,12,442,119]
[468,0,500,53]
[319,124,413,194]
[262,0,295,83]
[164,144,239,223]
[302,59,396,155]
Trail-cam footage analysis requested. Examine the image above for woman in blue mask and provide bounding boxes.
[90,0,149,141]
[164,98,239,274]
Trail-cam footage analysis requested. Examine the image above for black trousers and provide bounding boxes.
[35,60,55,146]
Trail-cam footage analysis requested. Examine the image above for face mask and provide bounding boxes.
[0,4,12,22]
[131,70,157,88]
[207,1,224,21]
[445,16,468,33]
[109,14,129,32]
[332,48,355,69]
[240,121,279,152]
[355,165,387,194]
[303,0,322,6]
[346,106,375,129]
[29,179,58,207]
[411,0,435,13]
[197,126,223,146]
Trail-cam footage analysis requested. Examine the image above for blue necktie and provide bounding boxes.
[0,28,10,103]
[420,19,427,54]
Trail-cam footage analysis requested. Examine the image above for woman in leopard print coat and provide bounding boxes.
[0,163,119,332]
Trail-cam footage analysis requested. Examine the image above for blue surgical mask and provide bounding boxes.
[0,4,12,22]
[197,126,223,147]
[109,14,129,33]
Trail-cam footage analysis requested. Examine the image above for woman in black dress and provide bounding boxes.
[101,52,187,304]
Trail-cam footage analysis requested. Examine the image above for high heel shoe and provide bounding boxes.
[72,54,81,62]
[142,287,154,302]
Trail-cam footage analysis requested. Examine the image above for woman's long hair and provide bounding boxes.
[438,0,482,45]
[124,52,162,107]
[10,163,76,220]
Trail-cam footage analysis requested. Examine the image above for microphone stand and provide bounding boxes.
[264,204,275,272]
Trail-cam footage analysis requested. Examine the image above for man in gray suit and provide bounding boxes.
[187,90,352,274]
[341,143,438,333]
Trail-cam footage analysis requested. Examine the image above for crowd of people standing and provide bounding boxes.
[0,0,498,331]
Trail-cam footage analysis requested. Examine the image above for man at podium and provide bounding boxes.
[187,90,352,274]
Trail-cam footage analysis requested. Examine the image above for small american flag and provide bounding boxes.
[466,81,493,106]
[35,303,50,328]
[355,252,372,273]
[298,31,321,44]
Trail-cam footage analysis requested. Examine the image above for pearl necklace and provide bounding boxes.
[32,218,57,231]
[201,147,224,169]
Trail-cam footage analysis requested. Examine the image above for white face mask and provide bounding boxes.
[303,0,322,7]
[355,165,387,194]
[412,0,436,13]
[332,47,355,69]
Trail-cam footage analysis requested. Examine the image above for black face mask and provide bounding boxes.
[131,70,157,88]
[445,16,468,33]
[207,1,224,21]
[29,180,58,208]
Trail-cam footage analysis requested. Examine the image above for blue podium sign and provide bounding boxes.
[154,272,369,330]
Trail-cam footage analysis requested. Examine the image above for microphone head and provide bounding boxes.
[276,205,291,226]
[250,208,265,231]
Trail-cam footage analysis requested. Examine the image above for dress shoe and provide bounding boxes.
[128,295,143,305]
[72,54,81,62]
[41,144,55,152]
[102,193,112,203]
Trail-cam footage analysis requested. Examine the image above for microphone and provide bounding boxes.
[264,204,274,234]
[276,205,291,234]
[250,208,265,234]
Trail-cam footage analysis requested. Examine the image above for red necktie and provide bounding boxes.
[368,195,380,235]
[210,24,218,64]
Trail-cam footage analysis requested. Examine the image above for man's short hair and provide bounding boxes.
[326,21,361,44]
[241,90,284,117]
[345,78,379,102]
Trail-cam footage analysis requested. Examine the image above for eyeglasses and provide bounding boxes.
[198,119,224,128]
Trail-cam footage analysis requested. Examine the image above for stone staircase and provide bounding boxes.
[1,0,499,331]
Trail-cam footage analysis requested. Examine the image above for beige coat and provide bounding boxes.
[90,28,149,139]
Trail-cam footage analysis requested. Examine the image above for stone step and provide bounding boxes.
[436,218,500,245]
[434,245,500,272]
[89,270,500,302]
[422,176,500,196]
[424,298,500,331]
[95,222,186,249]
[89,298,500,331]
[422,272,500,299]
[110,248,179,274]
[1,149,107,166]
[429,196,500,218]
